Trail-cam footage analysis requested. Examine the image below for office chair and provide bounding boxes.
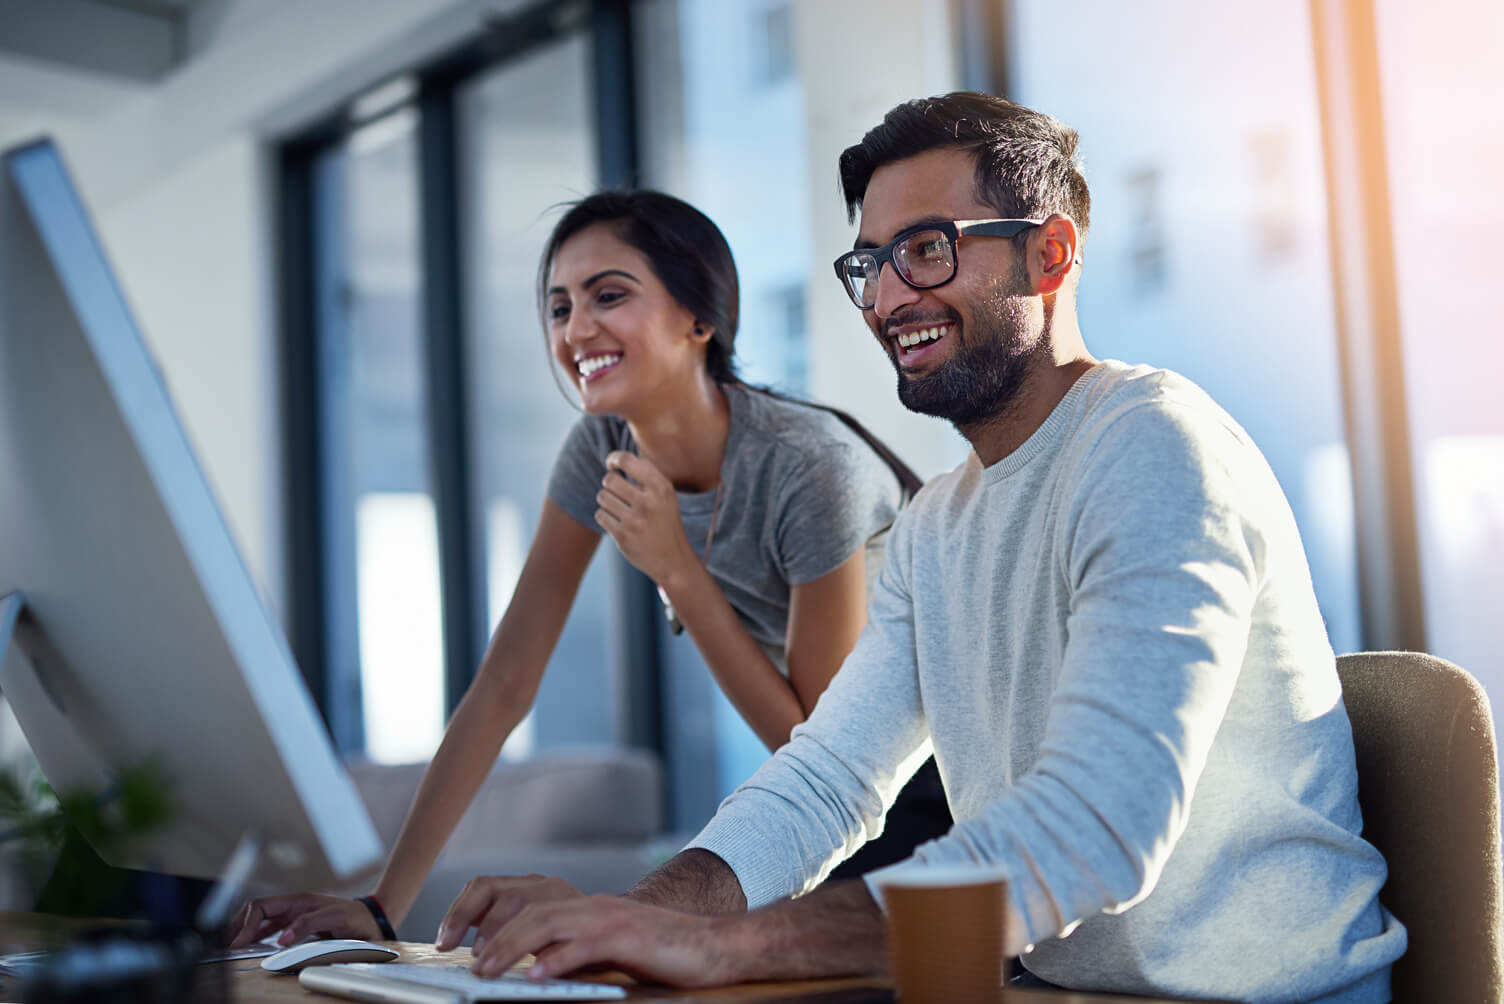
[1337,651,1503,1004]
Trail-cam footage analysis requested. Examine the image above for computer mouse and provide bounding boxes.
[260,939,400,973]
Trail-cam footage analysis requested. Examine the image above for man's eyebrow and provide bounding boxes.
[852,215,954,251]
[547,268,643,296]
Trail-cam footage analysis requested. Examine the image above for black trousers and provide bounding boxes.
[828,757,952,880]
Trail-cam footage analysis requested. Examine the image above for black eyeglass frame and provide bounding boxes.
[831,217,1045,309]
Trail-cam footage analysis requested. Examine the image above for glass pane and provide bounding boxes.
[458,34,612,758]
[313,108,447,763]
[1376,0,1504,692]
[636,0,815,813]
[1008,0,1363,653]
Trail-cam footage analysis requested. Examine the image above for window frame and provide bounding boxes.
[276,0,664,756]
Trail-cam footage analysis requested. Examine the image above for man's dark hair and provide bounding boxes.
[838,92,1090,241]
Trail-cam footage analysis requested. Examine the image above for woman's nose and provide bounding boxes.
[562,309,597,345]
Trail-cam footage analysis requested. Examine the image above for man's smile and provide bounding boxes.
[885,320,955,369]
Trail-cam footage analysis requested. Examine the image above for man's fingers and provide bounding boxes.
[437,876,534,949]
[436,889,493,951]
[527,935,619,981]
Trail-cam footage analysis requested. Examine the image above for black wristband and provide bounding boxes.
[356,895,397,941]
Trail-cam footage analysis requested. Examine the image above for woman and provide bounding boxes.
[230,191,948,947]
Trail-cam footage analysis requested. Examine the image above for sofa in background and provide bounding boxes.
[340,746,671,941]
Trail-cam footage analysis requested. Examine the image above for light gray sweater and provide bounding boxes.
[689,361,1406,1003]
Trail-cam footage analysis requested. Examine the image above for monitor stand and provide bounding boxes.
[0,591,113,797]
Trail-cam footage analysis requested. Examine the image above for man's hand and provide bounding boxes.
[594,452,698,587]
[435,874,584,954]
[470,893,742,988]
[228,893,380,947]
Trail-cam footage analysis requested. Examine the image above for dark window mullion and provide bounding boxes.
[277,144,330,721]
[417,83,485,716]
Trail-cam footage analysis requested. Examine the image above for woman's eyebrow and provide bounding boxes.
[548,268,643,297]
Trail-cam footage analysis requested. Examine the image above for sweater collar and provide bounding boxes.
[980,362,1108,483]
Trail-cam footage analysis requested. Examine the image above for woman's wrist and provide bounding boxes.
[657,548,712,600]
[356,895,398,940]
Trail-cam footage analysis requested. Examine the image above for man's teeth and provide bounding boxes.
[577,354,621,377]
[897,325,949,351]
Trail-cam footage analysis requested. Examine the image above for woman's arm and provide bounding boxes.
[660,549,867,751]
[596,451,869,751]
[230,500,599,945]
[372,501,600,924]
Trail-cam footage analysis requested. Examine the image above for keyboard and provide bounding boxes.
[298,962,628,1001]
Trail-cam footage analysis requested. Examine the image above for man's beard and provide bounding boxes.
[892,260,1042,428]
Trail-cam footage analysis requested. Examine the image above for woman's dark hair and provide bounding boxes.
[537,189,923,498]
[537,189,741,383]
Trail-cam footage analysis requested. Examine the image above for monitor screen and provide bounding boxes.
[0,138,383,890]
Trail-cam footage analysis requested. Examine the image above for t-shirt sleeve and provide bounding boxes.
[774,440,900,586]
[544,416,619,533]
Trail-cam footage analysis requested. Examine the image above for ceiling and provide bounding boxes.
[0,0,220,84]
[0,0,225,146]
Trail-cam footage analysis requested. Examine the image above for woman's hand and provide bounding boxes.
[435,874,585,955]
[228,893,381,947]
[595,451,699,587]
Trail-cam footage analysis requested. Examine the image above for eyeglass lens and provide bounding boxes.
[844,229,956,307]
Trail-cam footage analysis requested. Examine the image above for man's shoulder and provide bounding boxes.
[1075,360,1252,453]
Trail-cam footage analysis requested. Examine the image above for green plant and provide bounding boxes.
[0,759,173,917]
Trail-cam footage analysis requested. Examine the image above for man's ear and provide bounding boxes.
[691,321,714,342]
[1031,213,1079,296]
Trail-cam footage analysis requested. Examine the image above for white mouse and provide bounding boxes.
[261,939,400,973]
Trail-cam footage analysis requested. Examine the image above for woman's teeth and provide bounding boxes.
[898,325,949,351]
[577,353,621,377]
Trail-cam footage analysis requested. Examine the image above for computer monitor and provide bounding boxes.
[0,137,383,892]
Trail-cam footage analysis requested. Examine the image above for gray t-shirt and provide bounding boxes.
[546,382,904,667]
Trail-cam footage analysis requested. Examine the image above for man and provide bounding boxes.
[435,93,1405,1003]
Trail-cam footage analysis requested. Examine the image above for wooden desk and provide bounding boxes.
[227,942,1200,1004]
[2,919,1202,1003]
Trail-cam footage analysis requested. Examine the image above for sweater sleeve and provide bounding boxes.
[686,512,931,906]
[882,400,1266,945]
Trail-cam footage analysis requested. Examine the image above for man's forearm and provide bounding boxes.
[626,849,748,915]
[718,879,888,983]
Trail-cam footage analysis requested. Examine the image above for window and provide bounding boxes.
[748,1,795,90]
[637,0,816,819]
[280,1,643,767]
[309,109,446,761]
[1376,0,1504,693]
[457,34,613,758]
[1008,0,1363,652]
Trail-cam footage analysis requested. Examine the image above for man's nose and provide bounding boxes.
[873,262,920,321]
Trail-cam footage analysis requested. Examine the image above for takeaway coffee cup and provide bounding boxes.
[880,867,1008,1003]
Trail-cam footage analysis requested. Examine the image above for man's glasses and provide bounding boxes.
[831,218,1043,309]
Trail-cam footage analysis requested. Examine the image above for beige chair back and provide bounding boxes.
[1337,651,1503,1003]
